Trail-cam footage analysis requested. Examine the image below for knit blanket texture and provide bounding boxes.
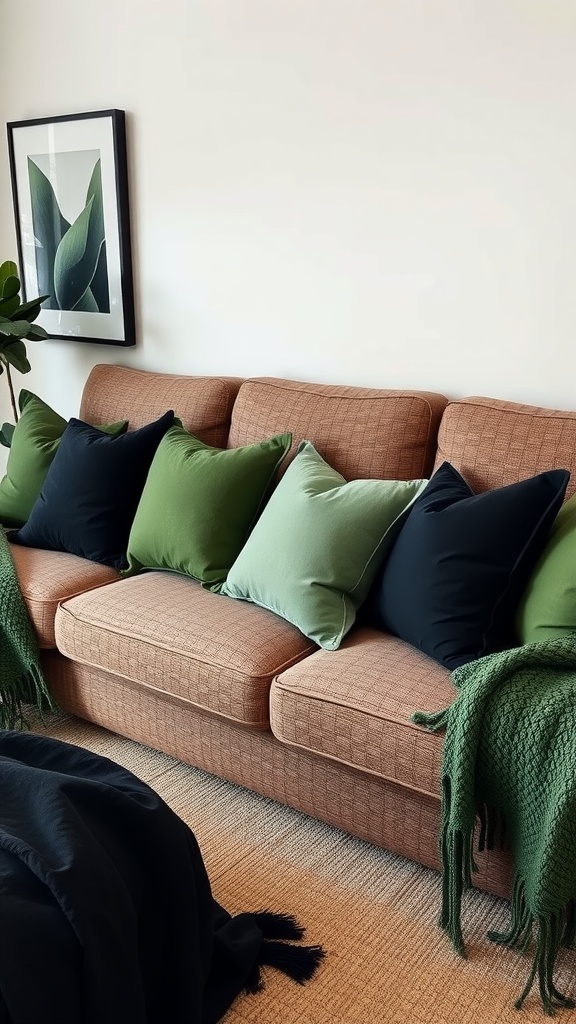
[0,528,55,728]
[413,635,576,1015]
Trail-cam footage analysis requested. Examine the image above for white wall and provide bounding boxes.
[2,0,576,432]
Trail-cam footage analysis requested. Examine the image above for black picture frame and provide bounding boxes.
[6,109,135,347]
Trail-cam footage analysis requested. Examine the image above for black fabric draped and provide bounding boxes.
[0,731,322,1024]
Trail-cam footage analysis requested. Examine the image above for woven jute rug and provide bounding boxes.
[32,711,576,1023]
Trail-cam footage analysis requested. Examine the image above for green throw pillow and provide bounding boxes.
[221,440,428,650]
[516,493,576,643]
[0,390,128,528]
[124,425,292,586]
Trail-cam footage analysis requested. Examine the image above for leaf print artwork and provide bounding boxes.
[28,150,109,313]
[7,109,135,346]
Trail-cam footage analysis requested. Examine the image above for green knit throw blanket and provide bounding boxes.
[413,635,576,1015]
[0,529,56,728]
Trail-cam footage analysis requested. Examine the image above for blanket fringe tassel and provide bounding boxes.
[441,818,576,1017]
[488,883,576,1016]
[245,910,326,993]
[0,665,57,731]
[438,775,476,957]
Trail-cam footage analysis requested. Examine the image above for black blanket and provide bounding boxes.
[0,731,323,1024]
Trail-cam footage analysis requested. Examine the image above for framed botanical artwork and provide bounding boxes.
[6,109,135,347]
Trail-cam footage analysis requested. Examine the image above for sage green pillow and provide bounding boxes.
[124,425,292,586]
[0,390,128,528]
[221,440,428,650]
[516,493,576,643]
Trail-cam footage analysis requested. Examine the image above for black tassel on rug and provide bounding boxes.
[243,910,326,994]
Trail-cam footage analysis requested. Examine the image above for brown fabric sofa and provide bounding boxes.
[14,364,576,902]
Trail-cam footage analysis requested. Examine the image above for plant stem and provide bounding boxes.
[2,358,18,423]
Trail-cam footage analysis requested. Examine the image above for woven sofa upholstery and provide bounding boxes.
[269,629,451,797]
[80,363,243,445]
[227,377,444,480]
[14,365,576,904]
[49,371,446,735]
[10,545,119,649]
[55,572,315,728]
[434,395,576,497]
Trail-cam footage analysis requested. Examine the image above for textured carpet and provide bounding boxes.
[32,712,576,1023]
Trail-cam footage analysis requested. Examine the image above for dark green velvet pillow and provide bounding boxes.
[124,425,292,587]
[0,390,127,527]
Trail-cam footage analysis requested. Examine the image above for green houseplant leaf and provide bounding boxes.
[0,264,20,319]
[0,422,15,448]
[0,261,49,425]
[2,340,31,374]
[24,324,49,341]
[16,298,45,321]
[0,319,33,340]
[0,275,20,303]
[0,262,17,290]
[0,293,20,319]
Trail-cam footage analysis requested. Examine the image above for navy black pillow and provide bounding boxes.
[365,461,570,670]
[10,411,175,569]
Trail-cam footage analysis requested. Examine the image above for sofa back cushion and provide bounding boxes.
[80,364,242,448]
[435,396,576,500]
[228,378,448,481]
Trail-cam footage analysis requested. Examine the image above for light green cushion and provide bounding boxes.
[0,390,127,528]
[221,440,428,650]
[124,425,292,586]
[516,493,576,643]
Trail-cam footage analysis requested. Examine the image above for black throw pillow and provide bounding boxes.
[10,411,175,569]
[365,461,570,670]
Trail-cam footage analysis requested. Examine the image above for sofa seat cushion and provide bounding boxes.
[269,627,454,798]
[54,572,315,728]
[10,544,119,649]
